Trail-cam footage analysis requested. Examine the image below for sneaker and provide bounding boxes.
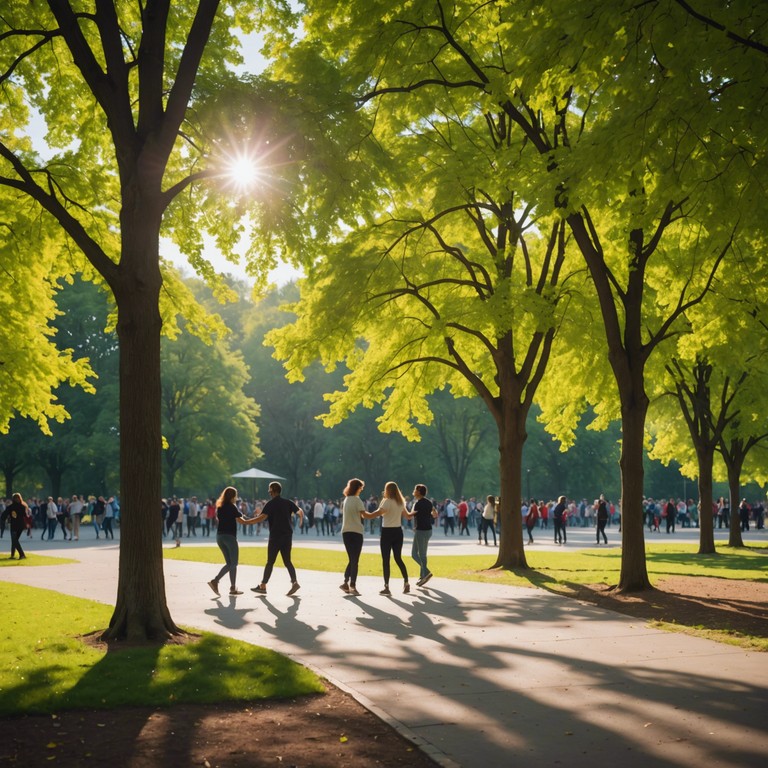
[287,582,300,596]
[403,583,410,594]
[379,586,391,596]
[349,587,360,596]
[339,582,350,593]
[251,585,267,594]
[420,572,433,586]
[230,587,243,595]
[207,580,220,596]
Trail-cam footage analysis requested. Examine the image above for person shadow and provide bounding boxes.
[203,594,254,630]
[252,596,328,647]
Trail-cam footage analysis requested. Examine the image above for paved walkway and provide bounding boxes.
[1,533,766,768]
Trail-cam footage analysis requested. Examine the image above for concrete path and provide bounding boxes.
[1,532,766,768]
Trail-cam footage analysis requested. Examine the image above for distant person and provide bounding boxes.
[102,497,116,540]
[553,495,567,545]
[369,481,411,595]
[42,496,58,541]
[5,493,30,560]
[739,499,751,532]
[524,499,539,545]
[595,495,609,544]
[93,496,106,539]
[168,497,183,547]
[457,498,470,536]
[250,482,303,596]
[664,498,676,534]
[68,495,84,541]
[481,495,497,546]
[411,484,438,587]
[207,486,259,597]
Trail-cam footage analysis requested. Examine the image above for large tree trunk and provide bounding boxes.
[492,401,528,570]
[617,397,652,592]
[103,203,182,642]
[696,449,716,554]
[726,465,745,548]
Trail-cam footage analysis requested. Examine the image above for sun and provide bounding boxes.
[221,150,263,191]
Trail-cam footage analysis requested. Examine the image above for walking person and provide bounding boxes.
[481,495,497,546]
[68,495,84,541]
[250,482,303,596]
[369,481,411,595]
[664,498,677,534]
[553,495,567,544]
[524,499,539,544]
[43,497,58,541]
[93,496,106,538]
[102,497,116,539]
[339,478,369,596]
[6,493,30,560]
[411,484,438,587]
[168,497,183,547]
[595,494,609,544]
[207,486,258,597]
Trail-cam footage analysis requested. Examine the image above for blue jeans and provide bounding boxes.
[411,529,432,580]
[214,534,239,587]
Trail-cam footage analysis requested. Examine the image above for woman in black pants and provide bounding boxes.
[339,478,375,596]
[370,482,411,596]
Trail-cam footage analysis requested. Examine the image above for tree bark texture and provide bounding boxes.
[102,202,182,642]
[696,451,716,554]
[492,401,528,570]
[617,398,653,592]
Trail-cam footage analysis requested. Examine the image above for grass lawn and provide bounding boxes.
[165,540,768,588]
[0,553,78,568]
[0,583,324,717]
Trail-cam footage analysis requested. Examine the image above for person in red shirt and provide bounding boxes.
[524,499,539,544]
[457,498,470,536]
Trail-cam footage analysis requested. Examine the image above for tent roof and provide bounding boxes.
[231,467,286,480]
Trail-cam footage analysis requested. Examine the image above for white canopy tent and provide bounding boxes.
[231,467,286,480]
[230,467,286,499]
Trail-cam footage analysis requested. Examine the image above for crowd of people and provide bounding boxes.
[3,486,764,565]
[0,494,120,543]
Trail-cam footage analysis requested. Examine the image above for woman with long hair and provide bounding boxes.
[370,481,411,595]
[207,486,258,597]
[339,477,371,596]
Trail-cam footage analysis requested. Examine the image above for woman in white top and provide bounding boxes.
[340,478,374,596]
[369,481,412,595]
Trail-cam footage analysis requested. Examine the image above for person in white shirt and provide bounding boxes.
[368,481,413,596]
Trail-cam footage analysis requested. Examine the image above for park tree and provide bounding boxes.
[264,0,767,582]
[650,357,743,554]
[0,197,94,434]
[267,6,588,568]
[0,1,294,640]
[649,241,768,550]
[422,391,496,501]
[161,322,260,497]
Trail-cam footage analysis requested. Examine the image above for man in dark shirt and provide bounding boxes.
[250,482,304,596]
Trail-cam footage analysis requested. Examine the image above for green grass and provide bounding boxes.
[165,540,768,588]
[0,553,78,567]
[0,583,324,717]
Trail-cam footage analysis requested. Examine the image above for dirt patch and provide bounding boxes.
[565,575,768,639]
[3,576,764,767]
[0,684,439,768]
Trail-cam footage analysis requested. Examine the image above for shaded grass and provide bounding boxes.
[0,583,324,717]
[165,540,768,587]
